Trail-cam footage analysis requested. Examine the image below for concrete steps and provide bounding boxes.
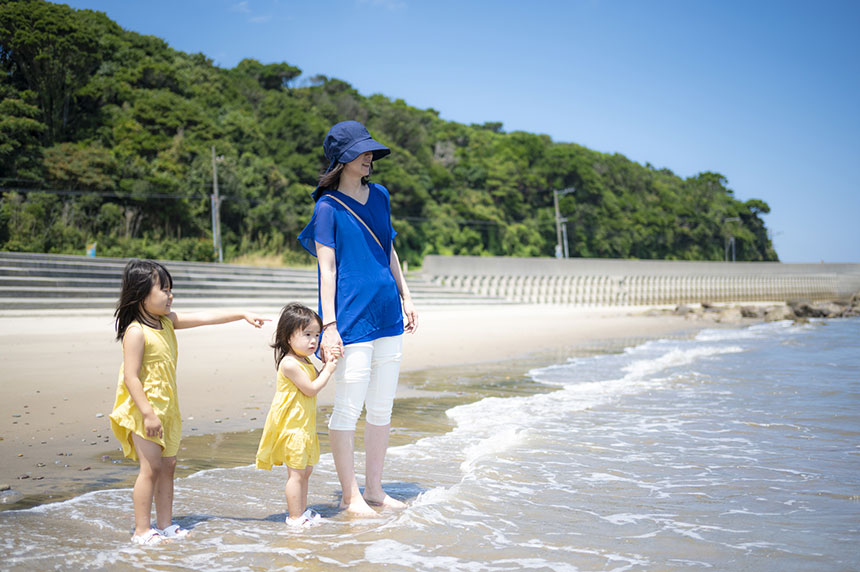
[0,252,504,310]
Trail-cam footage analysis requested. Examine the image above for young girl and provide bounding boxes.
[256,303,339,528]
[110,259,268,546]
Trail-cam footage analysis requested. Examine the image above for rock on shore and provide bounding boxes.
[669,292,860,324]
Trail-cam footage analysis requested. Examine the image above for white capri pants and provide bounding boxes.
[327,335,403,431]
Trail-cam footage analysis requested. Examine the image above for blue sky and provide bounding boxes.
[62,0,859,262]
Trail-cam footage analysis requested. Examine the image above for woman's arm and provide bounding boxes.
[316,242,344,360]
[170,310,268,330]
[281,356,339,397]
[389,246,418,334]
[121,327,162,438]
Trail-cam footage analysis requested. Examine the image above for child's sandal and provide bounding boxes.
[285,510,320,529]
[302,508,322,525]
[131,529,165,545]
[159,524,189,539]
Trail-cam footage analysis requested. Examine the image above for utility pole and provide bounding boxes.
[553,190,562,258]
[211,146,223,263]
[723,217,741,262]
[553,187,576,258]
[562,222,570,259]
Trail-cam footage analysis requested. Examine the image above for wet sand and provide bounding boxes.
[0,303,701,509]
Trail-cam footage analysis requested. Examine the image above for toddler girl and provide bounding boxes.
[256,302,339,528]
[110,259,267,545]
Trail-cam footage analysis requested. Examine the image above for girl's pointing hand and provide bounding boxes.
[243,313,271,328]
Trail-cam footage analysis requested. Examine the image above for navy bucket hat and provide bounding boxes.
[312,121,390,200]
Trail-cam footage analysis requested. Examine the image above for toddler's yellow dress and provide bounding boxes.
[256,357,320,470]
[109,317,181,460]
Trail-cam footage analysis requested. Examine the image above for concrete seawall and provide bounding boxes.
[0,251,502,310]
[421,255,860,306]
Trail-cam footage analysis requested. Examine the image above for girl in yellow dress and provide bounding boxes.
[256,303,339,528]
[110,259,268,546]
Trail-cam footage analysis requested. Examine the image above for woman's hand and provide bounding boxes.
[403,298,419,334]
[320,324,344,363]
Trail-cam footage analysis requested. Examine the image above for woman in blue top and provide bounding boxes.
[298,121,418,516]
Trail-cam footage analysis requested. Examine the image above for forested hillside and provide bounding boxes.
[0,0,778,265]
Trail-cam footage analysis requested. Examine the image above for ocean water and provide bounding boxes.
[1,318,858,571]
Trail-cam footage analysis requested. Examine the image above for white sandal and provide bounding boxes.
[303,509,322,525]
[131,529,165,546]
[285,509,321,529]
[159,524,189,539]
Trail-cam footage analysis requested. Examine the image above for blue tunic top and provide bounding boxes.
[297,183,404,344]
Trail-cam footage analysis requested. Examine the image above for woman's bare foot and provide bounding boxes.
[364,494,406,509]
[339,498,380,517]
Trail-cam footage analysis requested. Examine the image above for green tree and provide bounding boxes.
[0,0,779,264]
[0,95,46,177]
[0,0,101,142]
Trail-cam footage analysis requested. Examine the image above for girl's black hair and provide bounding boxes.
[114,259,173,341]
[272,302,322,368]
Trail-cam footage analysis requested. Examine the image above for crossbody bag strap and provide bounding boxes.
[326,194,385,252]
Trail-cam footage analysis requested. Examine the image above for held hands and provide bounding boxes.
[322,353,340,374]
[320,324,344,363]
[243,312,270,328]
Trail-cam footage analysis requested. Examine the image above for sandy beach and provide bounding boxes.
[0,303,702,509]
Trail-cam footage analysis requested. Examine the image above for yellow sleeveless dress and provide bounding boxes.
[255,357,320,470]
[109,317,181,461]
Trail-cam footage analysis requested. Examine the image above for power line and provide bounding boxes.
[0,185,216,201]
[398,215,503,227]
[0,184,540,230]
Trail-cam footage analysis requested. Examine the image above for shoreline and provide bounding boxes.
[1,304,718,510]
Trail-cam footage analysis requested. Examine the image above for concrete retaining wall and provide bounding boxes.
[0,252,503,310]
[421,255,860,305]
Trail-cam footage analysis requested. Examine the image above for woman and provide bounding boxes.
[298,120,418,516]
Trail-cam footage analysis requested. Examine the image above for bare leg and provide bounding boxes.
[330,429,378,516]
[131,434,163,537]
[285,467,309,520]
[363,422,406,508]
[153,456,176,530]
[302,466,313,511]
